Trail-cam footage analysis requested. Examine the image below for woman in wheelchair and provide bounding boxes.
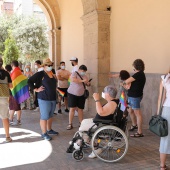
[79,85,119,158]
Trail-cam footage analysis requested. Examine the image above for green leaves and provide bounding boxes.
[0,15,49,63]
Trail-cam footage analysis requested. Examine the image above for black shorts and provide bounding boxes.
[68,93,86,109]
[58,88,68,97]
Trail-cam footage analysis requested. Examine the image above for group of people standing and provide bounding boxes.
[0,56,169,169]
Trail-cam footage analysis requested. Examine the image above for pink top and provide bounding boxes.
[67,72,88,96]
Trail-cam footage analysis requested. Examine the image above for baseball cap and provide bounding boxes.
[70,57,78,61]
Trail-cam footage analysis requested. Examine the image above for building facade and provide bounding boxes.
[13,0,46,21]
[0,0,13,15]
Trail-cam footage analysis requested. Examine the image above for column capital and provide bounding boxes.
[81,10,111,25]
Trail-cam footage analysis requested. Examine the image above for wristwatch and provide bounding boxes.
[95,100,100,102]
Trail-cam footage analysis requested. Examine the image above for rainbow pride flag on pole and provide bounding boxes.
[10,67,30,104]
[57,88,65,97]
[120,91,127,106]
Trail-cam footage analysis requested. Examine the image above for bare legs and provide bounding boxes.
[128,108,143,134]
[9,110,21,122]
[2,118,10,137]
[40,117,53,134]
[58,96,68,110]
[69,107,83,125]
[160,153,167,169]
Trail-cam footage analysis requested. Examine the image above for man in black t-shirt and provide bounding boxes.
[123,59,146,137]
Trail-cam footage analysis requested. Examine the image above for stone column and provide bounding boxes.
[53,29,61,71]
[81,10,111,113]
[48,29,61,71]
[47,30,55,61]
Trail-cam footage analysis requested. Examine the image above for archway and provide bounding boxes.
[33,0,61,70]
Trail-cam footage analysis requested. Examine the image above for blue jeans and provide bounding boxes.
[38,99,56,120]
[128,96,142,110]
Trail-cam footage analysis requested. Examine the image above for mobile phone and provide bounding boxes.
[89,78,92,82]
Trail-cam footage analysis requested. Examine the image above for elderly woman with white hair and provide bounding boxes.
[79,85,119,158]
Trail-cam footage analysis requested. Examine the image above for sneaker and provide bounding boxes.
[41,133,52,141]
[65,108,69,112]
[34,107,39,112]
[17,120,22,125]
[6,137,12,143]
[47,129,59,135]
[9,120,17,126]
[88,149,102,159]
[58,109,62,114]
[74,110,78,117]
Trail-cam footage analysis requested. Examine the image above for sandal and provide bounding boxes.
[130,132,144,137]
[160,165,167,170]
[129,125,138,131]
[67,124,73,130]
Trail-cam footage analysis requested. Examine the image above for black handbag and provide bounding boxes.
[149,85,168,137]
[76,71,89,99]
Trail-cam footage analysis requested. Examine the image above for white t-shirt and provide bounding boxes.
[161,73,170,107]
[72,65,79,73]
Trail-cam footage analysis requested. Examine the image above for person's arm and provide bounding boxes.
[93,93,117,116]
[61,72,71,80]
[28,72,42,90]
[157,81,166,114]
[71,72,86,83]
[7,72,13,89]
[56,70,65,81]
[123,77,135,85]
[108,73,120,78]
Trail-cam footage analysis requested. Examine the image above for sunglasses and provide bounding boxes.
[45,65,52,67]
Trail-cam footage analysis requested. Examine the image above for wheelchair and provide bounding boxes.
[66,106,129,163]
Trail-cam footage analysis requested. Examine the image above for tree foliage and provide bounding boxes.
[3,32,19,65]
[0,15,20,55]
[0,15,49,63]
[13,17,49,63]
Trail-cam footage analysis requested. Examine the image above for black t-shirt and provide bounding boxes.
[128,71,146,97]
[28,71,57,101]
[93,99,119,121]
[0,69,12,83]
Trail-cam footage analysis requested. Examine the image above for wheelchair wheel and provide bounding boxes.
[72,150,84,161]
[91,125,128,163]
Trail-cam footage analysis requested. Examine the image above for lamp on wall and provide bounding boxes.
[106,6,111,11]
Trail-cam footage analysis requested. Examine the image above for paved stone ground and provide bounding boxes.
[0,108,169,170]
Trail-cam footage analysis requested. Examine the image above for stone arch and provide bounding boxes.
[33,0,61,69]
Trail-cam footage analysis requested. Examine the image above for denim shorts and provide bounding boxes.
[128,96,142,110]
[38,99,56,120]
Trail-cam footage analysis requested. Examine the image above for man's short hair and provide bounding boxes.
[60,61,65,65]
[79,65,87,71]
[35,60,41,65]
[11,60,19,67]
[5,65,12,72]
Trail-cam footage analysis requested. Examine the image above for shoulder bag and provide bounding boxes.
[76,71,89,99]
[149,83,168,137]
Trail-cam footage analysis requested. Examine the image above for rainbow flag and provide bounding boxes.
[68,77,71,86]
[119,91,127,107]
[57,89,65,97]
[10,67,30,104]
